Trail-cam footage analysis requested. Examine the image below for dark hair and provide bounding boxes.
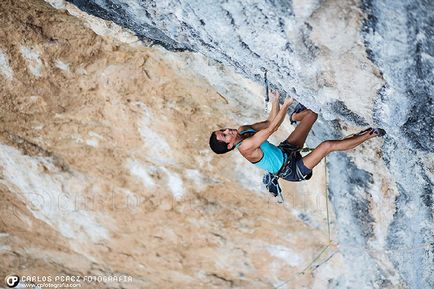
[209,131,234,154]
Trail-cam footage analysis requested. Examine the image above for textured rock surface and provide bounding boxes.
[1,0,433,288]
[1,1,330,288]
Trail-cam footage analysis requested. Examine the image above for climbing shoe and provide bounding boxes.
[344,127,372,139]
[370,128,386,137]
[354,127,372,136]
[290,103,308,125]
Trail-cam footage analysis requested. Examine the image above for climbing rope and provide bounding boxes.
[299,156,336,275]
[273,125,397,287]
[274,129,392,286]
[274,156,338,288]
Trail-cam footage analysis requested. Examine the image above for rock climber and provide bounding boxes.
[209,90,385,198]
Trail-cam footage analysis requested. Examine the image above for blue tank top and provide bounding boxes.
[235,129,284,174]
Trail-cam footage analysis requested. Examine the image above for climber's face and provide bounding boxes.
[215,128,238,148]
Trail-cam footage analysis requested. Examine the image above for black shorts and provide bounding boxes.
[276,140,313,182]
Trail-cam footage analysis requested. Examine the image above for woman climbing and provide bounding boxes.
[209,90,385,197]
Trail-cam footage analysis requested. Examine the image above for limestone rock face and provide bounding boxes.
[0,0,433,289]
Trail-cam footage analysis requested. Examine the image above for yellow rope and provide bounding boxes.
[276,128,388,286]
[275,156,337,289]
[297,129,380,275]
[300,156,336,274]
[324,155,331,241]
[299,243,332,274]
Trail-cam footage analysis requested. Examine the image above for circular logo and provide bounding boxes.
[5,275,20,288]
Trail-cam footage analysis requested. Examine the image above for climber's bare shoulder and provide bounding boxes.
[237,132,270,165]
[238,144,263,163]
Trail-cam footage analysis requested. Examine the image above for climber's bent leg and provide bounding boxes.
[286,110,318,148]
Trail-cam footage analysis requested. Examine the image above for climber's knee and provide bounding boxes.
[319,140,333,154]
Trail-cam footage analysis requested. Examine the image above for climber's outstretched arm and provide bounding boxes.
[239,97,293,152]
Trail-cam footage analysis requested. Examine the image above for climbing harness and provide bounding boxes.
[262,146,314,200]
[263,173,285,203]
[299,147,314,153]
